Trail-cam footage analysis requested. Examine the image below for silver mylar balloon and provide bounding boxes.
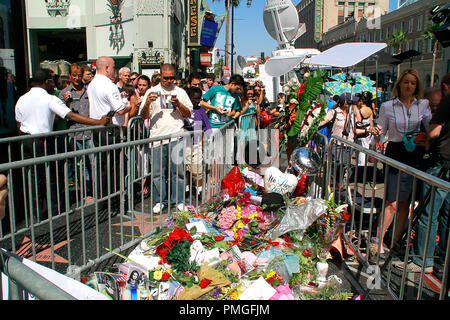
[290,147,322,176]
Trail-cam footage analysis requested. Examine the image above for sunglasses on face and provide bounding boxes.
[163,76,175,80]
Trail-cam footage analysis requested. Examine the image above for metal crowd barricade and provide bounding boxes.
[237,112,257,142]
[6,113,449,300]
[202,120,238,203]
[325,135,450,300]
[0,118,233,299]
[307,131,329,199]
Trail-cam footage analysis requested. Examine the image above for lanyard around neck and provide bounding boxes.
[392,99,420,135]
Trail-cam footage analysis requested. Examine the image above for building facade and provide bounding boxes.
[24,0,189,77]
[321,0,448,89]
[294,0,389,49]
[0,0,27,136]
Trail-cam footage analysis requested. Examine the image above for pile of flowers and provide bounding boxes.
[83,165,355,300]
[217,192,273,240]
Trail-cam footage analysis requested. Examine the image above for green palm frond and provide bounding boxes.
[288,71,326,137]
[423,21,443,40]
[388,30,408,52]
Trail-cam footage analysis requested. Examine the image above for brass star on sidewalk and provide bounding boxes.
[112,213,168,235]
[15,236,73,264]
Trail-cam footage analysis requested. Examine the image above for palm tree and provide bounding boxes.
[388,30,408,80]
[212,0,240,67]
[423,21,443,88]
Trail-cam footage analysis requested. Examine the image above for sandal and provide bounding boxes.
[369,242,390,260]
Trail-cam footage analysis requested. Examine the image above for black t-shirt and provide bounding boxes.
[430,94,450,160]
[259,97,272,111]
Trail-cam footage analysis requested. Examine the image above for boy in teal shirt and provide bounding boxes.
[200,74,245,128]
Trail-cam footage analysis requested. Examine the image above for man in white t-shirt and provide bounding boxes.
[139,64,193,214]
[87,56,131,199]
[88,57,131,127]
[16,69,110,135]
[15,68,111,218]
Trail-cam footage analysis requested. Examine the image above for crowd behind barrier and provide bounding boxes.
[0,64,449,300]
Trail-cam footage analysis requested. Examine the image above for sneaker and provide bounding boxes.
[177,203,187,212]
[153,203,165,214]
[432,263,445,279]
[392,260,433,274]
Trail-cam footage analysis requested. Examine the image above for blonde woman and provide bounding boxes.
[372,68,432,257]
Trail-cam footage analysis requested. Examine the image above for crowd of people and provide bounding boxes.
[317,68,449,278]
[7,56,279,217]
[1,58,448,283]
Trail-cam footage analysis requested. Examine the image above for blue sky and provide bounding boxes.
[206,0,399,59]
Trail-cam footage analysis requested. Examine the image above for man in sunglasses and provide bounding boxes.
[130,72,140,88]
[139,64,193,214]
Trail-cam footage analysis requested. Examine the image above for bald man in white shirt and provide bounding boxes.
[88,56,132,200]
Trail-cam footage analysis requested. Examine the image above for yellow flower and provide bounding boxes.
[230,290,242,300]
[153,270,163,281]
[266,271,276,279]
[237,221,244,229]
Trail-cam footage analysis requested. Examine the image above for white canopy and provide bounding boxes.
[303,42,387,68]
[264,42,387,77]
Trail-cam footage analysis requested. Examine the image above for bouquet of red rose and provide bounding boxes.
[156,227,195,272]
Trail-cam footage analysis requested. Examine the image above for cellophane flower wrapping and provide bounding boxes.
[267,199,328,240]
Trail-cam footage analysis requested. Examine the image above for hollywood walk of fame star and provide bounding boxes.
[15,236,73,264]
[112,213,168,235]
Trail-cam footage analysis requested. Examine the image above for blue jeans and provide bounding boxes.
[69,138,95,189]
[412,162,450,268]
[151,140,186,206]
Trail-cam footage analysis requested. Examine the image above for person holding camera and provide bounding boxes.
[127,75,151,120]
[393,73,449,275]
[372,68,432,257]
[240,85,260,116]
[139,64,192,214]
[253,81,271,113]
[200,74,244,130]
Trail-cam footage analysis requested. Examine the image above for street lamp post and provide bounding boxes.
[231,4,234,74]
[216,48,235,77]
